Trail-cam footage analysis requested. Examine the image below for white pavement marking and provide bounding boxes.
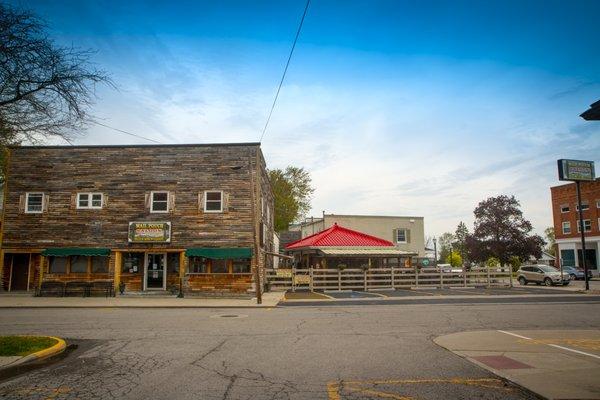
[497,330,600,360]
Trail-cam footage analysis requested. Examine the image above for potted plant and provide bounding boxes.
[337,263,347,271]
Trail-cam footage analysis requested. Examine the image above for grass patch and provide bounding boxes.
[0,336,58,357]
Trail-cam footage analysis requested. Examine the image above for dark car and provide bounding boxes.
[562,266,593,281]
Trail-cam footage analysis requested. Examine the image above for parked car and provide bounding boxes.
[561,266,593,281]
[517,265,571,286]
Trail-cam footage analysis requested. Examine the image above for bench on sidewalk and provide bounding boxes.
[64,281,90,297]
[88,280,114,297]
[36,281,65,297]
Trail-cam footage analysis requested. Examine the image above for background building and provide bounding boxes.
[551,179,600,275]
[298,214,426,257]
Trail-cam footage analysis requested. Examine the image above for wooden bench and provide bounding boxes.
[64,281,90,297]
[88,280,114,297]
[36,281,65,297]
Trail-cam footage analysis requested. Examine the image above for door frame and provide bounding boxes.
[143,252,167,291]
[8,253,32,292]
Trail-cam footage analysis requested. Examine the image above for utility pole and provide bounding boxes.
[433,238,438,267]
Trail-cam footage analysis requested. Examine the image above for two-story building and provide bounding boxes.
[551,179,600,275]
[0,143,274,294]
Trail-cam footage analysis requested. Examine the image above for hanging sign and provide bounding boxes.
[128,222,171,243]
[557,159,595,181]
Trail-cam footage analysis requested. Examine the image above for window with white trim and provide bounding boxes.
[577,219,592,233]
[596,200,600,209]
[204,191,223,213]
[396,228,407,243]
[562,221,571,234]
[25,192,44,213]
[77,193,103,209]
[150,191,169,213]
[575,201,589,211]
[560,204,570,213]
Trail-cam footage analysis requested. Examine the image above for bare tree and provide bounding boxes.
[0,3,113,145]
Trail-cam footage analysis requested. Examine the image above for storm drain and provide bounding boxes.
[209,314,248,319]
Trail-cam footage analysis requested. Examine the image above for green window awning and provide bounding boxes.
[185,247,253,259]
[41,248,111,257]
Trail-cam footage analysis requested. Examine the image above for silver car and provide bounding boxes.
[517,265,571,286]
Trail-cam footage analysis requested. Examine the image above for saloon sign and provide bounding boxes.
[128,222,171,243]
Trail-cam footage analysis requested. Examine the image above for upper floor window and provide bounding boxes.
[577,219,592,233]
[596,200,600,209]
[562,221,571,234]
[204,191,223,213]
[560,204,570,213]
[25,192,44,213]
[396,228,407,243]
[151,191,169,213]
[575,202,589,211]
[77,193,103,209]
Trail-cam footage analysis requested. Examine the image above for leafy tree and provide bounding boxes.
[268,166,314,232]
[445,251,462,268]
[454,221,469,264]
[544,227,555,257]
[485,257,500,269]
[466,195,545,267]
[0,3,113,144]
[437,232,455,262]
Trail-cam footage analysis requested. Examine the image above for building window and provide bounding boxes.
[25,192,44,213]
[48,257,67,274]
[597,200,600,209]
[151,191,169,213]
[121,252,144,273]
[575,202,589,211]
[189,257,209,273]
[77,193,103,209]
[204,191,223,213]
[560,204,570,213]
[233,259,251,274]
[91,256,109,273]
[562,221,571,234]
[211,259,229,273]
[560,249,575,267]
[396,228,407,243]
[577,220,592,233]
[70,256,88,273]
[167,253,180,274]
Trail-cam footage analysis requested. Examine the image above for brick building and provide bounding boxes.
[550,179,600,275]
[0,143,274,294]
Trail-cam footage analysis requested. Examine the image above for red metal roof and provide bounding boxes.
[285,223,394,249]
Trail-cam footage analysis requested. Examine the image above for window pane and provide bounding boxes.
[397,229,406,242]
[91,194,102,207]
[167,253,180,273]
[70,256,88,273]
[153,192,168,201]
[27,194,43,211]
[189,257,208,273]
[78,193,89,207]
[122,252,144,273]
[49,257,67,273]
[91,256,108,273]
[232,259,251,273]
[206,192,221,201]
[205,201,221,211]
[211,259,228,273]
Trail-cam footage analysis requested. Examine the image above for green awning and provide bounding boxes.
[185,247,253,259]
[41,248,111,257]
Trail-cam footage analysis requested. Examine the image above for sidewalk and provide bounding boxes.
[435,329,600,399]
[0,291,284,308]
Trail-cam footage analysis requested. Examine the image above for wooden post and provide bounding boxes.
[415,264,419,287]
[463,264,467,287]
[114,251,121,291]
[39,256,45,289]
[291,265,296,292]
[391,266,395,289]
[486,265,491,288]
[309,266,313,292]
[364,269,368,291]
[338,269,341,291]
[509,265,513,288]
[440,265,444,288]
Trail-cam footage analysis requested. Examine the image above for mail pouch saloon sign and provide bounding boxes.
[128,222,171,243]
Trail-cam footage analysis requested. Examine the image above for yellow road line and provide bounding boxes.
[326,382,341,400]
[345,385,413,399]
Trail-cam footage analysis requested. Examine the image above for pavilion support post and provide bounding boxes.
[338,269,341,291]
[292,264,296,292]
[309,266,313,292]
[415,264,419,287]
[463,264,467,287]
[391,265,395,289]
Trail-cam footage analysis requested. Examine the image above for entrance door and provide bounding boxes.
[145,253,166,290]
[10,254,30,291]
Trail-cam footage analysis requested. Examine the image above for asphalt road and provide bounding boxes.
[1,299,599,399]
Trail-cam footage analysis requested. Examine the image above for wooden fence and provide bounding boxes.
[266,267,512,292]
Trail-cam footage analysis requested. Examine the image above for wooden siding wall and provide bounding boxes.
[3,145,264,250]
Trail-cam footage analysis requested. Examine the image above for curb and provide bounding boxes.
[0,336,66,372]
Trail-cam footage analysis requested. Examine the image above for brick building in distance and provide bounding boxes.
[551,179,600,275]
[0,143,274,294]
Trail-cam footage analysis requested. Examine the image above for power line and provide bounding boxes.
[259,0,311,143]
[91,120,162,144]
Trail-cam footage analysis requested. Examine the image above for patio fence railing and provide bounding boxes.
[266,267,512,292]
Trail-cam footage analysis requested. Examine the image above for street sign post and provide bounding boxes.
[557,159,596,290]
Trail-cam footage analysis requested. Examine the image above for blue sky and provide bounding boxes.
[10,0,600,238]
